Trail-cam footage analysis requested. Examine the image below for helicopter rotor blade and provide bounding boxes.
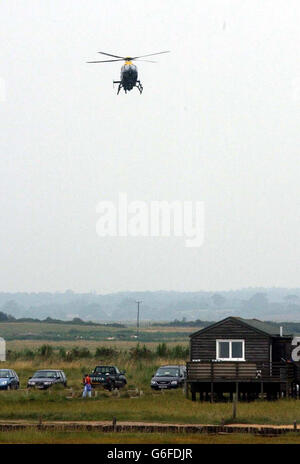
[132,50,170,59]
[87,59,125,63]
[98,51,126,59]
[134,59,157,63]
[87,50,169,64]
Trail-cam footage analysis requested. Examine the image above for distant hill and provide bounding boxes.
[0,288,299,322]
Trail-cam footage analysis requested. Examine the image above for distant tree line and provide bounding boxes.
[151,318,213,327]
[1,311,300,335]
[0,311,125,327]
[1,289,300,322]
[0,311,15,322]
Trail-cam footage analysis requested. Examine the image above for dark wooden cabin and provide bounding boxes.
[186,317,299,401]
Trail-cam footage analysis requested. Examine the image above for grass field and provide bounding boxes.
[1,388,300,425]
[0,357,300,426]
[0,430,300,444]
[0,322,195,343]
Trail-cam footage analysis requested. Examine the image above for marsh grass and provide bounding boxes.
[0,386,300,425]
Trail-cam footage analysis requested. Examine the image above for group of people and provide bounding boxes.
[82,372,115,397]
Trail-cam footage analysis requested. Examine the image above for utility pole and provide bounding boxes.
[135,300,142,338]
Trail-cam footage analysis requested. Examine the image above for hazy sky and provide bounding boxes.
[0,0,299,293]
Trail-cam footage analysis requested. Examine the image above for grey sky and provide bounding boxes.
[0,0,299,293]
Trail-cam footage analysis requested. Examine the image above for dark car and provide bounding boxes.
[27,369,67,390]
[88,365,127,391]
[151,365,186,390]
[0,369,19,390]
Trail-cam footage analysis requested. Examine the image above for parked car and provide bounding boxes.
[151,365,186,390]
[87,365,127,391]
[27,369,67,390]
[0,369,19,390]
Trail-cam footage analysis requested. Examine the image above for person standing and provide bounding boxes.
[82,373,92,398]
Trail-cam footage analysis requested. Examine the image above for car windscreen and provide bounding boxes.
[0,370,10,378]
[94,367,113,374]
[32,371,57,378]
[155,368,180,377]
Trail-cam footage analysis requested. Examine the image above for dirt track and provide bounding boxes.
[0,420,298,435]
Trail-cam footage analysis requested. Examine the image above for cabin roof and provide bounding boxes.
[235,318,290,336]
[190,316,293,338]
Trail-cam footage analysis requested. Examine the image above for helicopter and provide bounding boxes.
[87,50,170,94]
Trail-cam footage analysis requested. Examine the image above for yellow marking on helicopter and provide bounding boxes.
[125,58,132,65]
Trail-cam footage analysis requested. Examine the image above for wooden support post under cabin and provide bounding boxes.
[233,382,238,419]
[260,381,264,400]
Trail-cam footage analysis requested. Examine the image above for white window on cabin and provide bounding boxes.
[216,340,245,361]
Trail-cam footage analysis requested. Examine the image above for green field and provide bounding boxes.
[0,321,194,343]
[0,430,300,444]
[1,388,300,426]
[0,357,300,426]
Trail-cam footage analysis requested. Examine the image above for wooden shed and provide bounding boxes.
[186,317,299,401]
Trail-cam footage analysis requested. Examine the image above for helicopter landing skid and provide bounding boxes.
[113,81,122,95]
[136,81,143,94]
[113,81,143,95]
